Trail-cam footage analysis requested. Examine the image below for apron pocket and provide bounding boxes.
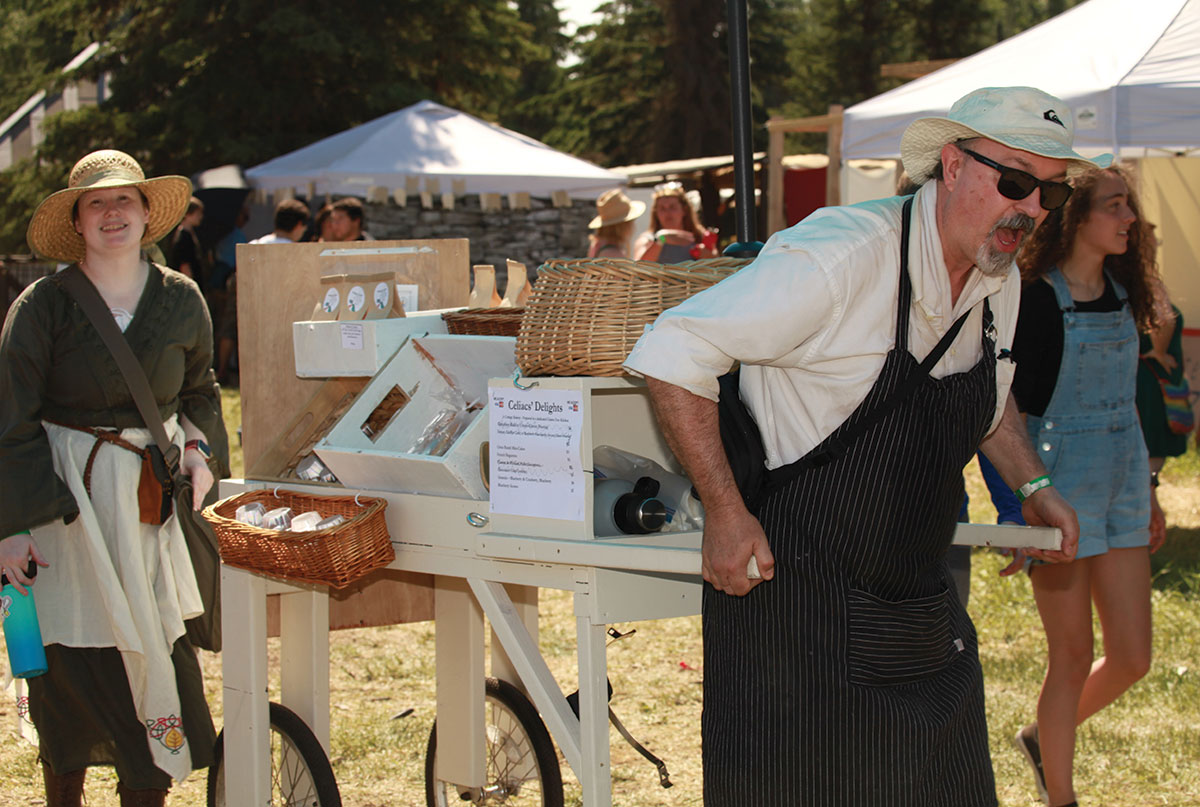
[846,587,959,686]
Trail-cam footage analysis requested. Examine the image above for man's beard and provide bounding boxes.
[975,213,1036,277]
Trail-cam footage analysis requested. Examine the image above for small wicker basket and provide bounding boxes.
[202,489,393,588]
[515,257,747,377]
[442,307,524,337]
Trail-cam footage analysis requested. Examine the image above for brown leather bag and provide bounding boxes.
[137,445,176,525]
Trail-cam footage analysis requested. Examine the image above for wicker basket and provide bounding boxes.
[515,257,747,377]
[202,489,393,588]
[442,307,524,337]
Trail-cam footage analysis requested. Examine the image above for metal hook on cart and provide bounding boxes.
[272,485,281,498]
[466,512,489,528]
[354,492,364,507]
[512,370,538,390]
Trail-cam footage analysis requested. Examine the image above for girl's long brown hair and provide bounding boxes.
[648,183,706,241]
[1018,165,1164,331]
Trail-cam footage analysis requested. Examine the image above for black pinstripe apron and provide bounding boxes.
[702,236,998,806]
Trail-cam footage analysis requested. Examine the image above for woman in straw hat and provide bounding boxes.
[1009,164,1167,807]
[633,181,716,263]
[587,188,645,258]
[0,149,227,805]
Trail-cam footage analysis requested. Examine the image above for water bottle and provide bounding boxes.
[1,561,47,679]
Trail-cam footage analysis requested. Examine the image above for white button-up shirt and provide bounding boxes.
[624,182,1019,470]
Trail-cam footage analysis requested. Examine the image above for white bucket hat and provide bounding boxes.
[901,86,1112,185]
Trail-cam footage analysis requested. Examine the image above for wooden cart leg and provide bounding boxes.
[279,587,331,751]
[576,612,612,807]
[490,583,538,690]
[220,565,271,805]
[434,575,486,787]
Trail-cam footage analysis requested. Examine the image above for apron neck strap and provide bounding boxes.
[895,196,915,352]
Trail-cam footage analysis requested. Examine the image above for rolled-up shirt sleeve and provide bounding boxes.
[624,236,839,401]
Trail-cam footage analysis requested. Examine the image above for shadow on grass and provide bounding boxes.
[1151,526,1200,596]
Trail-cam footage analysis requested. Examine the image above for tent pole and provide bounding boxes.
[724,0,762,258]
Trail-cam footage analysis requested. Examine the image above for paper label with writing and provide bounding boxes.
[340,323,364,350]
[488,387,585,521]
[373,281,390,309]
[322,287,340,313]
[346,285,366,313]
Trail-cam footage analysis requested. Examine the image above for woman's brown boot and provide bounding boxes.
[116,781,167,806]
[42,763,85,807]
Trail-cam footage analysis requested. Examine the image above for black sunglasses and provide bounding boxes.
[959,147,1073,211]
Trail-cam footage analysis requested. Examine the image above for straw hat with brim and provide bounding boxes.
[26,149,193,263]
[901,86,1112,186]
[589,189,646,229]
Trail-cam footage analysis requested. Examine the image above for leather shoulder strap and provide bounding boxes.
[57,266,179,467]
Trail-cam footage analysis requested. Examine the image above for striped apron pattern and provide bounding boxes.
[702,239,999,806]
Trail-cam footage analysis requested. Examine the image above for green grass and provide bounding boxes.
[1,398,1197,805]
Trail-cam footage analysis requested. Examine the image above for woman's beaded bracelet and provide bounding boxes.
[1014,475,1052,503]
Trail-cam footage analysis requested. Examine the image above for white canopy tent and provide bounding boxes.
[246,100,624,198]
[840,0,1200,328]
[842,0,1200,161]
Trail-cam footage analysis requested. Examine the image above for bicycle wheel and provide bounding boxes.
[208,700,342,807]
[425,676,564,807]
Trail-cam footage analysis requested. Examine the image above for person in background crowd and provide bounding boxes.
[210,204,248,293]
[633,181,716,263]
[250,199,310,245]
[1136,289,1190,507]
[169,196,205,284]
[329,197,372,241]
[1010,163,1167,807]
[302,202,334,242]
[1,149,227,807]
[587,189,645,258]
[624,86,1084,806]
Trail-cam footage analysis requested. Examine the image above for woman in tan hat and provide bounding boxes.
[0,149,227,805]
[587,188,645,258]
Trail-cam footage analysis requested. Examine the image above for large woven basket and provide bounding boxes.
[442,307,524,337]
[202,489,393,588]
[515,257,747,377]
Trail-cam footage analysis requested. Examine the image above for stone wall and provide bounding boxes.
[364,194,594,277]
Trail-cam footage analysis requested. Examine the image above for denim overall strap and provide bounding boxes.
[1039,267,1137,422]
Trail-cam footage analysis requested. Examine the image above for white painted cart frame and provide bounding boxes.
[219,481,705,807]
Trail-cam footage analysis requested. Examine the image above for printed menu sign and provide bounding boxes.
[488,387,585,521]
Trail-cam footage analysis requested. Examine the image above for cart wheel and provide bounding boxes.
[425,676,564,806]
[208,701,342,807]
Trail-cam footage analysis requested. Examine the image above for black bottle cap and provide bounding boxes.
[613,476,668,535]
[0,560,38,588]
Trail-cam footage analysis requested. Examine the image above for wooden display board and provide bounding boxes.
[235,239,469,630]
[236,239,470,473]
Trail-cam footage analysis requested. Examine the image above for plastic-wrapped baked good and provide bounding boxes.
[315,514,346,530]
[290,511,324,532]
[235,502,266,527]
[264,507,294,530]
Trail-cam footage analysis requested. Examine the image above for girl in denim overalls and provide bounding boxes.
[1010,166,1168,807]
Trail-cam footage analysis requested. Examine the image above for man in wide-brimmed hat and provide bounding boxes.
[625,86,1102,805]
